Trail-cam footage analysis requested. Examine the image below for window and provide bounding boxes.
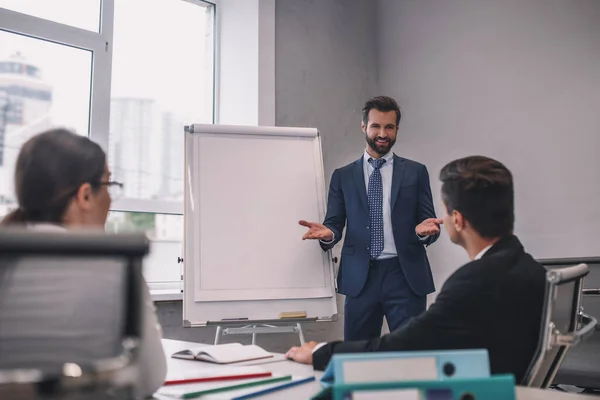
[0,2,107,220]
[0,0,217,295]
[0,31,93,209]
[108,0,215,293]
[106,211,184,292]
[109,0,214,202]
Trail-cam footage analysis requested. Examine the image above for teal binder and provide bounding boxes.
[329,374,516,400]
[320,349,491,387]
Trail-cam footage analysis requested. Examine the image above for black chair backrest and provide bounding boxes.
[0,228,149,398]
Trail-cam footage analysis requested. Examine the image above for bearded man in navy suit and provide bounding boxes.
[300,96,442,341]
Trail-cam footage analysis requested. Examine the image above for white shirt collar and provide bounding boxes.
[363,149,394,165]
[474,244,493,260]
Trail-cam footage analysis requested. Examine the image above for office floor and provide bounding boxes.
[155,299,344,353]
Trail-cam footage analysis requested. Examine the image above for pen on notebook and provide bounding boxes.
[164,372,272,386]
[231,376,316,399]
[181,375,292,399]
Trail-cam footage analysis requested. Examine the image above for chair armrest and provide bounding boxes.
[553,313,597,347]
[577,313,598,341]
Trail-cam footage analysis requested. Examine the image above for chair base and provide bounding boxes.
[551,384,600,395]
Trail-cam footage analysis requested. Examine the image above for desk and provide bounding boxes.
[157,339,592,399]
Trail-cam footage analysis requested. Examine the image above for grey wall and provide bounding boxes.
[376,0,600,298]
[275,0,379,176]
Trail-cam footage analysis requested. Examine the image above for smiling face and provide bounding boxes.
[362,109,398,157]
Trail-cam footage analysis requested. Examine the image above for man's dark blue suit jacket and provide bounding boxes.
[320,154,439,298]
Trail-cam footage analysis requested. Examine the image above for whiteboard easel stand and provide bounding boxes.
[183,124,339,343]
[213,322,306,345]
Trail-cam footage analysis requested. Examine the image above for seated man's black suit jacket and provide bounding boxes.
[313,235,546,384]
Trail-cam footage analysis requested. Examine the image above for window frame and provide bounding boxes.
[0,3,113,149]
[0,0,218,297]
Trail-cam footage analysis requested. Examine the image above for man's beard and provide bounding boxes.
[366,135,395,155]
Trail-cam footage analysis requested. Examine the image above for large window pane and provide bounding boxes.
[109,0,214,202]
[106,211,183,285]
[0,30,92,218]
[0,0,101,32]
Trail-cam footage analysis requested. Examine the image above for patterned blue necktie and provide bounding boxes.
[368,157,386,259]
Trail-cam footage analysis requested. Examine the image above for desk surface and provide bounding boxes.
[157,339,592,400]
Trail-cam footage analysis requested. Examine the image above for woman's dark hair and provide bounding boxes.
[440,155,514,238]
[1,128,106,226]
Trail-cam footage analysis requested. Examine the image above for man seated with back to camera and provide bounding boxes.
[286,155,547,384]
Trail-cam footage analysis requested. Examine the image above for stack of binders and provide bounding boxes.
[311,349,515,400]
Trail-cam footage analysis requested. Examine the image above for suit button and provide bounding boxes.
[366,246,370,250]
[366,226,370,229]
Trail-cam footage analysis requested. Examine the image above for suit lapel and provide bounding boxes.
[353,157,368,212]
[391,155,406,211]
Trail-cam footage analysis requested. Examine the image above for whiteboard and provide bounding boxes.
[183,124,337,326]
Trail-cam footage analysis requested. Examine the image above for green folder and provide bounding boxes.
[181,375,292,399]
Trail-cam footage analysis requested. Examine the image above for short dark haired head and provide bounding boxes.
[1,128,106,226]
[362,96,401,127]
[440,156,514,238]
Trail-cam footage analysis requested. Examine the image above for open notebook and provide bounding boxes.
[171,343,274,364]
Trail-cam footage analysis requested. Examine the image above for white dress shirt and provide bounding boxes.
[474,244,493,260]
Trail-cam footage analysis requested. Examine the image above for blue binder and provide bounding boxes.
[329,374,516,400]
[320,349,491,388]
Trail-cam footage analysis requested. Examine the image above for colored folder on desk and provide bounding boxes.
[320,349,491,388]
[329,374,516,400]
[231,376,316,399]
[160,376,292,399]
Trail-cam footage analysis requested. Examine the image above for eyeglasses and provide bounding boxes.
[98,181,124,200]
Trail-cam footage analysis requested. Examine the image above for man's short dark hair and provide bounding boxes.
[440,156,514,238]
[362,96,401,127]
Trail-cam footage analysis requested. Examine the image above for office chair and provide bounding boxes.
[537,257,600,392]
[551,289,600,393]
[0,229,150,400]
[523,263,598,388]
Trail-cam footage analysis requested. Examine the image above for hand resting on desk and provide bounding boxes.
[286,341,318,365]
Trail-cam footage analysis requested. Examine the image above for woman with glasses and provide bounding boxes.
[0,128,167,398]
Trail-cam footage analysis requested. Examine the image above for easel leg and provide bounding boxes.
[296,323,305,345]
[211,323,307,346]
[214,325,222,345]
